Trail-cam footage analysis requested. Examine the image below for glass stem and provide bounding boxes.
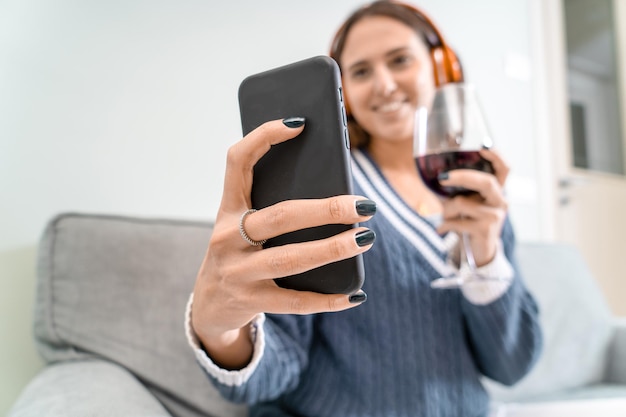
[461,231,477,273]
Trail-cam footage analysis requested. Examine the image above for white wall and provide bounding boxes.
[0,0,539,413]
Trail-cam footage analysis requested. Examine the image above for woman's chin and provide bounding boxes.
[369,122,413,144]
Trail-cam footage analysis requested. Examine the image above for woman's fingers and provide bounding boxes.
[437,197,505,235]
[479,148,510,187]
[228,227,376,282]
[241,196,376,245]
[438,170,507,208]
[434,151,509,265]
[221,118,305,212]
[260,288,367,316]
[437,197,505,265]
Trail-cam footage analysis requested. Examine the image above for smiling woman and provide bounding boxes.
[186,1,542,417]
[2,0,549,415]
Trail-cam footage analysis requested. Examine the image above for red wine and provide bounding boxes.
[416,150,495,197]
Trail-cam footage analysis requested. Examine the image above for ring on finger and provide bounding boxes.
[239,209,267,247]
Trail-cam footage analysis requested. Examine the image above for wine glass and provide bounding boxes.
[413,83,503,289]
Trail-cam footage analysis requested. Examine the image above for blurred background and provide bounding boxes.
[2,0,625,413]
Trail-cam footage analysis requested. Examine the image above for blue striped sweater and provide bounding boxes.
[189,149,543,417]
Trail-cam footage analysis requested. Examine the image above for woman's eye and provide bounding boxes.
[351,67,370,79]
[392,55,412,66]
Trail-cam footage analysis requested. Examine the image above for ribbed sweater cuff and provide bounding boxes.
[184,292,266,386]
[460,240,514,305]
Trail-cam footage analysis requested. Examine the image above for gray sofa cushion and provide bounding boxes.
[607,319,626,384]
[9,360,173,417]
[33,213,246,417]
[486,242,614,401]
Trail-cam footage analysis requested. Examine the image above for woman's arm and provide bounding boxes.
[435,148,543,384]
[461,218,543,385]
[189,118,375,402]
[188,308,317,404]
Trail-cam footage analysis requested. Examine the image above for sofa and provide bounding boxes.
[7,212,626,416]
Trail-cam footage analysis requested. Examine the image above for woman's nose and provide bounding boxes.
[373,67,397,96]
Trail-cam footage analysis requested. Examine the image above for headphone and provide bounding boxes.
[406,2,464,86]
[330,0,463,88]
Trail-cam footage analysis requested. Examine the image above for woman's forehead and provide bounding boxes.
[340,16,429,67]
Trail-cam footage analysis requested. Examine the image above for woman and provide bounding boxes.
[186,1,542,416]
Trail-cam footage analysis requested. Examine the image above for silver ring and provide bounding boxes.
[239,209,267,246]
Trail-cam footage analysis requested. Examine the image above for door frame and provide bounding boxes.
[529,0,566,242]
[529,0,626,242]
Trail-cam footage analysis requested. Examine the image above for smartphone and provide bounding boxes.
[238,55,364,295]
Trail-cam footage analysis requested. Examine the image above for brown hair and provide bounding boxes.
[329,0,461,149]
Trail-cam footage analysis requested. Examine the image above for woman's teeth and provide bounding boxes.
[377,101,403,113]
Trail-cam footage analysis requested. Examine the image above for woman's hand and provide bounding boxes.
[191,118,376,369]
[436,148,509,267]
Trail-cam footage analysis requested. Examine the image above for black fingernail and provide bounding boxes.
[355,229,376,247]
[355,199,377,216]
[482,144,491,149]
[349,290,367,304]
[283,117,306,128]
[438,172,449,181]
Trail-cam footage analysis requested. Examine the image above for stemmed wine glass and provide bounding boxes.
[413,83,504,289]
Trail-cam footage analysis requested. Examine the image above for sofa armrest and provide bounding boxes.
[7,360,172,417]
[606,318,626,384]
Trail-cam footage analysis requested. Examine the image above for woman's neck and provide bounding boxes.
[367,136,414,172]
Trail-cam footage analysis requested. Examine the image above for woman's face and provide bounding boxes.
[340,15,435,145]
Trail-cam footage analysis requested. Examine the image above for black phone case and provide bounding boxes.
[238,55,364,295]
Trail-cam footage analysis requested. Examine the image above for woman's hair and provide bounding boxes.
[329,0,440,150]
